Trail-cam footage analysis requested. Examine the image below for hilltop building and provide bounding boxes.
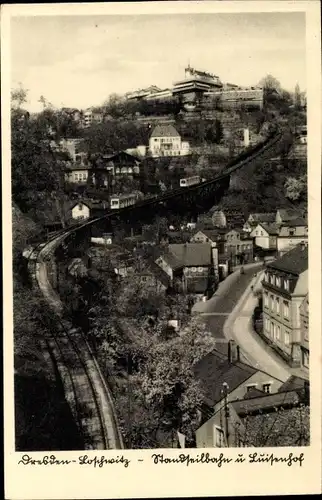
[124,65,264,111]
[81,108,104,128]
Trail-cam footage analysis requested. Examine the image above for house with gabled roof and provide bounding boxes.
[155,242,216,296]
[191,227,253,267]
[149,124,190,157]
[277,217,308,253]
[193,340,289,447]
[250,222,279,250]
[244,212,275,233]
[275,208,304,225]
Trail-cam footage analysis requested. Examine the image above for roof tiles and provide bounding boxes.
[268,244,308,275]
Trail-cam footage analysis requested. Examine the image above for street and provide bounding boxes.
[192,263,296,382]
[192,263,263,340]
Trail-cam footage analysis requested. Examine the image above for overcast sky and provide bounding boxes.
[11,12,306,112]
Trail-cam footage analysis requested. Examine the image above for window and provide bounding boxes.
[260,231,264,236]
[265,318,270,332]
[191,267,197,272]
[271,322,275,339]
[285,331,290,346]
[276,276,281,287]
[215,427,224,447]
[76,215,85,220]
[198,267,203,272]
[270,295,275,311]
[284,279,289,291]
[283,301,289,319]
[264,272,268,282]
[289,229,295,236]
[262,383,272,394]
[246,384,257,392]
[276,325,281,340]
[264,292,269,308]
[276,297,280,314]
[270,275,275,285]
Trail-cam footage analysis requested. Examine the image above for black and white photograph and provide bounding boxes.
[3,2,321,497]
[9,7,312,452]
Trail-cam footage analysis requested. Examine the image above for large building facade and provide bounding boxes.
[124,65,264,111]
[261,243,308,370]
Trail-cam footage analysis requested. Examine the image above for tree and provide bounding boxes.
[284,175,307,202]
[294,83,302,110]
[11,85,28,109]
[258,74,281,93]
[236,404,310,447]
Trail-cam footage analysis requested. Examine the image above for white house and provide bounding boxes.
[149,124,190,157]
[250,223,279,250]
[71,201,91,220]
[277,218,308,253]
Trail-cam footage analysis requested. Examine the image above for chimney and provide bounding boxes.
[243,128,250,147]
[228,339,240,363]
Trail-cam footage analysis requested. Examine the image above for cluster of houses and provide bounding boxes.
[65,204,307,302]
[85,235,309,449]
[67,203,309,449]
[59,125,192,188]
[245,209,308,253]
[191,239,309,449]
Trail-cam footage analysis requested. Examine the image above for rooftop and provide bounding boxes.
[277,208,303,221]
[280,217,308,228]
[260,223,280,235]
[150,124,180,138]
[231,390,301,417]
[249,213,276,223]
[278,375,309,393]
[169,243,212,267]
[193,348,257,407]
[268,244,308,275]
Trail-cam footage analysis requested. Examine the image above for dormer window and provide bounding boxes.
[275,276,281,287]
[284,279,289,291]
[270,274,275,285]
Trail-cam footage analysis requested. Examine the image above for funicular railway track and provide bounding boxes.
[26,128,282,449]
[28,236,124,449]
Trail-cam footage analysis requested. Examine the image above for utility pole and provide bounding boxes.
[223,382,230,447]
[127,351,132,448]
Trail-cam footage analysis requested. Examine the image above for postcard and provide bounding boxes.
[2,1,321,498]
